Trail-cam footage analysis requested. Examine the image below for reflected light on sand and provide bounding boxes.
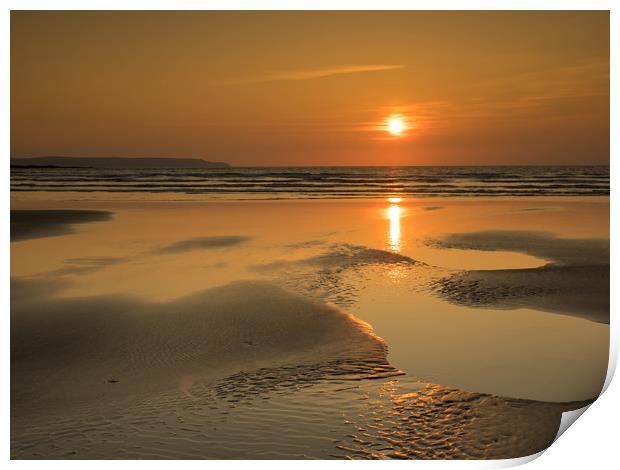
[388,203,401,251]
[386,264,409,282]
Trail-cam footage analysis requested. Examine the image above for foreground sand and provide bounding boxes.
[10,201,609,459]
[11,274,587,459]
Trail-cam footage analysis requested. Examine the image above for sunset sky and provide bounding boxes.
[11,11,609,166]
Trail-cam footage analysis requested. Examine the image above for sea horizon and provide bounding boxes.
[11,165,610,200]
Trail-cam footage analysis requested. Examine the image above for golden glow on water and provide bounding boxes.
[388,203,401,252]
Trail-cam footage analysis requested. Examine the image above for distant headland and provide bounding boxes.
[10,157,230,169]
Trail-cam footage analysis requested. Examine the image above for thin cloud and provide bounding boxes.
[233,64,405,84]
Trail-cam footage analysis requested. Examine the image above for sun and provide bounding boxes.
[388,117,404,135]
[385,114,408,136]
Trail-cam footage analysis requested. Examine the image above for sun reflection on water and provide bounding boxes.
[387,201,402,252]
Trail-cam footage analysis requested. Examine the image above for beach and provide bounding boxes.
[10,196,609,459]
[9,8,611,461]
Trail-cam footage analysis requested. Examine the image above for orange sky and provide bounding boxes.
[11,11,609,166]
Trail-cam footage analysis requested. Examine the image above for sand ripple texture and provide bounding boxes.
[11,277,586,459]
[11,280,396,411]
[11,373,584,459]
[429,231,609,323]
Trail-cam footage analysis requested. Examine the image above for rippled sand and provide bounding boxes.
[11,280,399,412]
[9,273,593,460]
[11,367,586,459]
[429,231,609,323]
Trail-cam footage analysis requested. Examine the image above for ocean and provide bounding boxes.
[10,165,609,199]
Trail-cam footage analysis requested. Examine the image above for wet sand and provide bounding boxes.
[429,231,609,323]
[10,199,609,459]
[11,209,112,241]
[11,279,399,413]
[10,271,587,460]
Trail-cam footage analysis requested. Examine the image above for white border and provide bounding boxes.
[3,2,616,468]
